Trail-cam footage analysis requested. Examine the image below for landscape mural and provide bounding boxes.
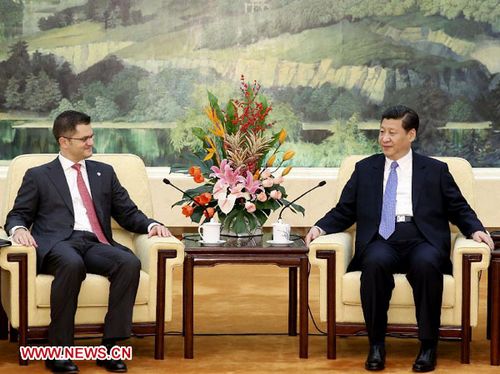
[0,0,499,167]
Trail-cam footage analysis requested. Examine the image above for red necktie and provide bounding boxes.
[71,163,109,244]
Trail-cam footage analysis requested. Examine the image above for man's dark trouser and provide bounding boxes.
[41,230,141,346]
[359,222,447,345]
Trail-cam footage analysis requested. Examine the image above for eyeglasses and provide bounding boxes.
[62,134,94,143]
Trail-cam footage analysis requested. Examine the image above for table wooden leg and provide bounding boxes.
[184,255,194,359]
[299,257,308,358]
[288,267,297,336]
[491,253,500,365]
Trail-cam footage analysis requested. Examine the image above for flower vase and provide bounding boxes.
[220,226,263,238]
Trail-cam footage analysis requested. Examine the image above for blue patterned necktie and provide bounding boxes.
[379,161,399,239]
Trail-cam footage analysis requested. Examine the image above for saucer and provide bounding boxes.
[199,239,226,246]
[266,239,294,246]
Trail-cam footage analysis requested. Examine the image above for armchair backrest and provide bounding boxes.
[336,155,476,233]
[1,154,154,246]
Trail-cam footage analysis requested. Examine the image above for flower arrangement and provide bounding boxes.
[174,75,304,235]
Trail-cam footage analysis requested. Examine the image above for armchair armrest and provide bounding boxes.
[308,232,353,273]
[133,234,184,322]
[0,229,38,329]
[308,232,353,322]
[452,234,491,276]
[133,234,184,273]
[451,234,491,326]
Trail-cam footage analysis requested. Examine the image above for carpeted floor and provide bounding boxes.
[0,264,494,373]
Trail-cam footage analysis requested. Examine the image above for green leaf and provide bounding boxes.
[192,127,207,142]
[207,91,219,108]
[254,209,269,226]
[190,207,204,223]
[225,100,237,134]
[258,94,268,112]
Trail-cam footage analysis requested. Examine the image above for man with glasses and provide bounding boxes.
[5,110,172,373]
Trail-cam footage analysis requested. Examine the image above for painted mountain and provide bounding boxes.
[0,0,499,166]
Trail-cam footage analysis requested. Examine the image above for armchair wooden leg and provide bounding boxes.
[0,304,7,340]
[317,251,336,359]
[154,250,177,360]
[461,253,482,364]
[8,253,29,365]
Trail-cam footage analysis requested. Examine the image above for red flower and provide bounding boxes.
[182,204,194,217]
[203,207,215,219]
[189,166,201,177]
[193,173,205,183]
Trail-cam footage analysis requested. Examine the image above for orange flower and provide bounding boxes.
[200,192,212,204]
[278,129,287,144]
[195,192,212,205]
[193,173,205,183]
[189,166,201,177]
[281,166,292,176]
[182,204,194,217]
[283,150,295,161]
[266,154,276,167]
[203,207,215,219]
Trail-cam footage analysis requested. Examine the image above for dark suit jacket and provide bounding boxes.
[315,152,485,274]
[5,157,157,272]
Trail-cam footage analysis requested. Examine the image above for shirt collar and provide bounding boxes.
[58,153,86,171]
[385,149,412,170]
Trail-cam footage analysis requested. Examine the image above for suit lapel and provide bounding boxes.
[412,152,427,211]
[86,161,105,221]
[45,158,74,215]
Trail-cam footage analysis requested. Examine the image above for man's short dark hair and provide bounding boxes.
[53,110,91,141]
[380,105,419,133]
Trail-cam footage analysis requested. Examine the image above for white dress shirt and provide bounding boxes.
[383,149,413,217]
[58,154,94,232]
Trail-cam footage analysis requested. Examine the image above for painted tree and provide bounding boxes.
[23,72,62,112]
[4,77,23,109]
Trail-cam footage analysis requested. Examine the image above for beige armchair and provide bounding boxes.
[0,154,184,365]
[308,156,490,363]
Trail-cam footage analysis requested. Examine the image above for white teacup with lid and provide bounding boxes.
[198,218,221,243]
[272,219,291,243]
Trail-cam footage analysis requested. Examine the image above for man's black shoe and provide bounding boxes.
[412,346,437,372]
[365,345,386,371]
[96,358,127,372]
[45,359,79,373]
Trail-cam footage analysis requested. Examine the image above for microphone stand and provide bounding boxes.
[278,181,326,220]
[163,178,205,209]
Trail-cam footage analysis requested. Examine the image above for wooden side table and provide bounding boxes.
[488,231,500,365]
[182,233,309,359]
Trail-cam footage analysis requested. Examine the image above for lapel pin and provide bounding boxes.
[97,172,101,176]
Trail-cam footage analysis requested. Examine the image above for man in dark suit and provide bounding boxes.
[5,110,172,373]
[305,105,493,372]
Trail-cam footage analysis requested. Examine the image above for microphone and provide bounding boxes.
[163,178,204,208]
[278,181,326,220]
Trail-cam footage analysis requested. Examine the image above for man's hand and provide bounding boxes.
[472,230,494,250]
[305,226,322,246]
[12,227,38,248]
[148,224,172,238]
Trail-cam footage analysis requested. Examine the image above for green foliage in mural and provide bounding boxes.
[0,1,499,167]
[291,114,378,167]
[0,0,23,41]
